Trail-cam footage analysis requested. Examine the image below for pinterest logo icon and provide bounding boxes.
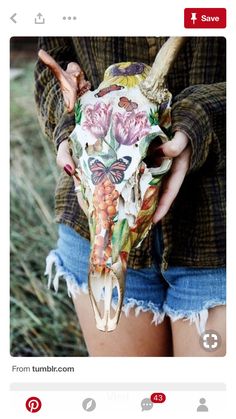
[25,397,42,413]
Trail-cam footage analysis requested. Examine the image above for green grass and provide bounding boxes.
[10,62,87,356]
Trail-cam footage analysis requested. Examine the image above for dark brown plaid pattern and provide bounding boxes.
[34,37,226,269]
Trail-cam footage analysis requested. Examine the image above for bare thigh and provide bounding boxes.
[171,305,226,357]
[72,293,173,356]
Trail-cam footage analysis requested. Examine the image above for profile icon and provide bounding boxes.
[197,398,208,412]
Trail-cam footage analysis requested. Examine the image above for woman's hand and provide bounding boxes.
[57,140,89,216]
[153,131,191,223]
[57,139,75,176]
[38,49,91,112]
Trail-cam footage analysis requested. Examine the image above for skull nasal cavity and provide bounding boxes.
[143,136,163,168]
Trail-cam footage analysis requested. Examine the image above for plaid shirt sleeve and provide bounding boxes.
[34,37,77,151]
[171,82,226,173]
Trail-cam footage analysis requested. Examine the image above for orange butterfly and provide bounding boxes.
[118,97,138,112]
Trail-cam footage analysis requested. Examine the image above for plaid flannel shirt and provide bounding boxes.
[35,37,226,270]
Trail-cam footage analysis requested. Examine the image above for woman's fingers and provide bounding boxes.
[38,49,64,81]
[56,140,76,176]
[152,130,191,224]
[57,140,88,214]
[153,148,191,224]
[156,130,189,158]
[38,50,91,112]
[38,49,76,111]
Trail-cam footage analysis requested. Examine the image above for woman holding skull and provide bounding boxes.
[35,37,226,356]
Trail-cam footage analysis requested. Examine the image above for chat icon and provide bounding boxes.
[141,398,153,411]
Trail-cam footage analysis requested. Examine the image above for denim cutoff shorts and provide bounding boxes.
[45,224,226,334]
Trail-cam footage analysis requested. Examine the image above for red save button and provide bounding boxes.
[184,8,226,28]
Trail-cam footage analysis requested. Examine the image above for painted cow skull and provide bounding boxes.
[39,37,185,331]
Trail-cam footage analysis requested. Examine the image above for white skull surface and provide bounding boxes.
[39,37,185,331]
[69,62,172,331]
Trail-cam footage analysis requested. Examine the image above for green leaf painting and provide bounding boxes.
[75,101,83,124]
[99,136,118,166]
[109,128,120,152]
[111,219,131,261]
[149,176,162,185]
[82,159,90,178]
[72,140,83,159]
[149,108,159,126]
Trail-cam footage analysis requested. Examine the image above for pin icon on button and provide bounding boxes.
[25,397,42,413]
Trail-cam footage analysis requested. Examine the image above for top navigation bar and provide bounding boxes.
[9,8,227,29]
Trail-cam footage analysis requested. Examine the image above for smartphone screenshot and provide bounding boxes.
[2,0,235,417]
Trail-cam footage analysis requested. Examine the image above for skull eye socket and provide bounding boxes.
[143,136,163,168]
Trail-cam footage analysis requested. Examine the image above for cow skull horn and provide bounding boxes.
[140,37,186,103]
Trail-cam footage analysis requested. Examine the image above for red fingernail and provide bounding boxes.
[155,147,166,157]
[64,164,73,176]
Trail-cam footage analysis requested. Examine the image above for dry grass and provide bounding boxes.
[10,62,87,356]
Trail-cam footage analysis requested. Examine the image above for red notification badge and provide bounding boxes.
[150,392,166,403]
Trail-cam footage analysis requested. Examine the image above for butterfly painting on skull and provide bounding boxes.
[88,157,132,185]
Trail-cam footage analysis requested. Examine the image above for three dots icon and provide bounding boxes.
[62,16,77,21]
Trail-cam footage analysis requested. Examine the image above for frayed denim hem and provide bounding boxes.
[45,250,88,297]
[112,298,165,325]
[163,300,226,335]
[45,250,165,326]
